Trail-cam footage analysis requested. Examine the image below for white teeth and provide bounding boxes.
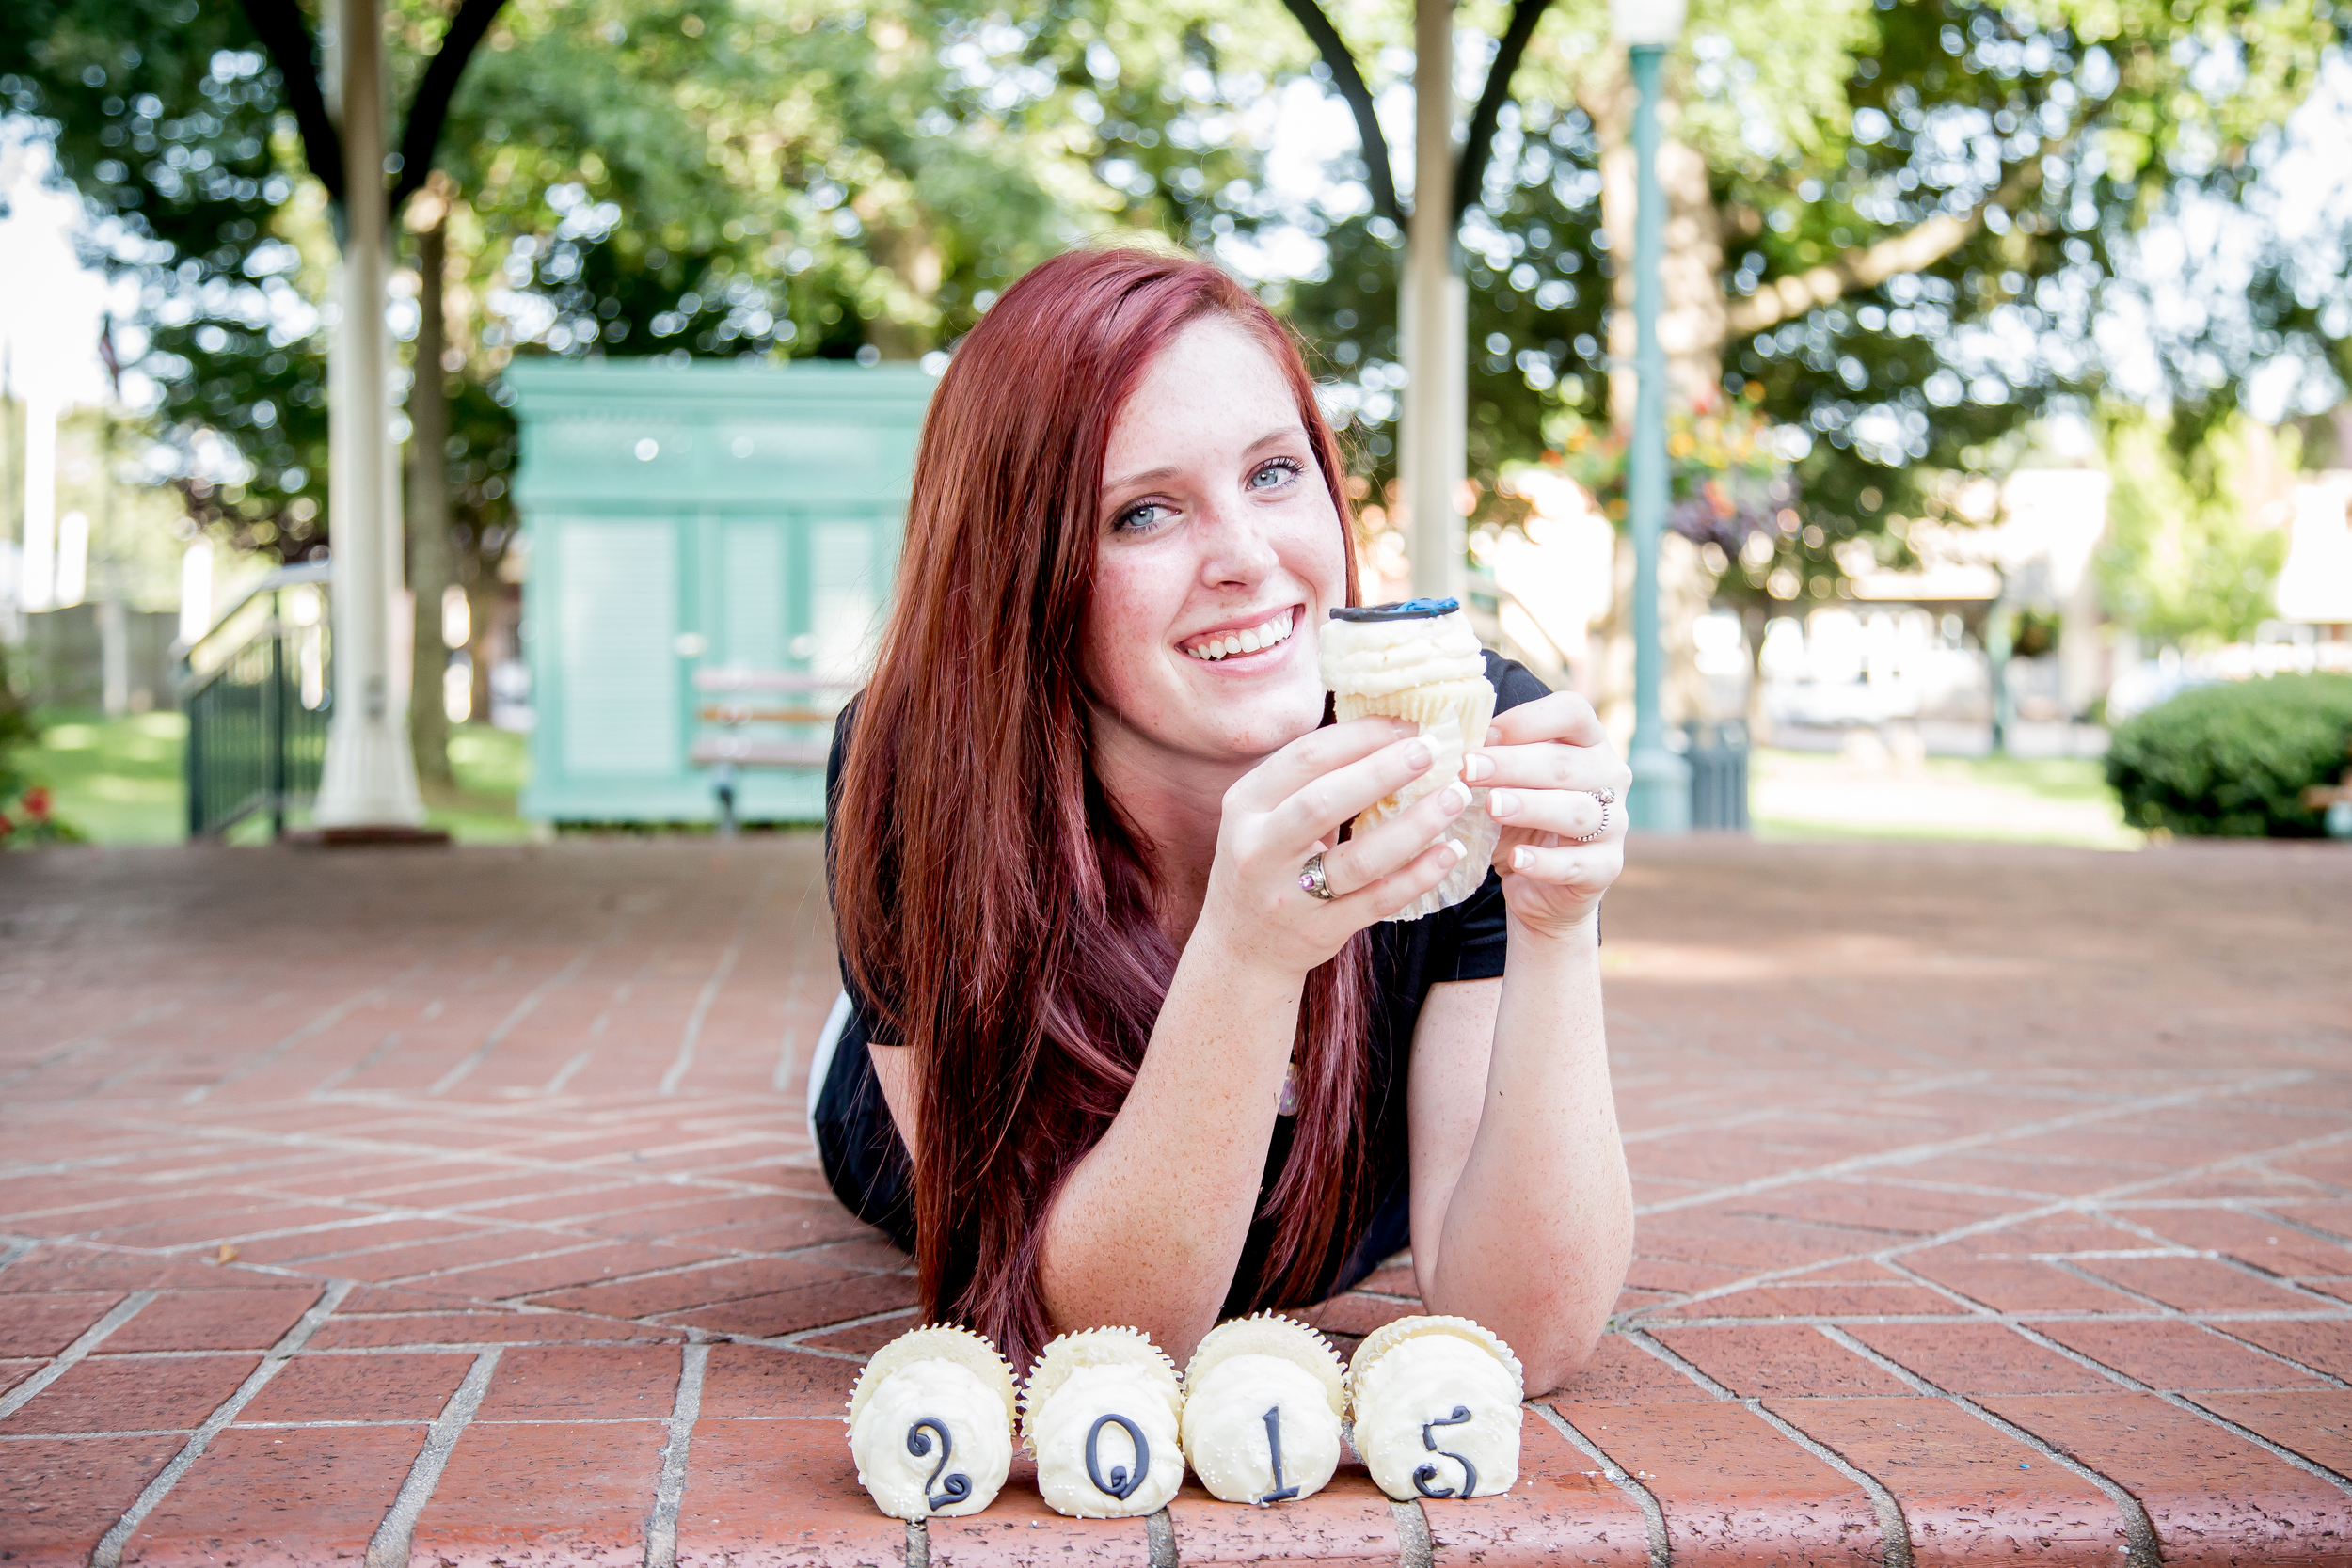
[1186,609,1295,661]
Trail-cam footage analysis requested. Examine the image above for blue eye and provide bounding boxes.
[1251,458,1305,491]
[1115,501,1168,533]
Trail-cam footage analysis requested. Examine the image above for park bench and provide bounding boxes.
[689,668,857,834]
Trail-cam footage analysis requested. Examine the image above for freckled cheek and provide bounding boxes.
[1079,562,1183,706]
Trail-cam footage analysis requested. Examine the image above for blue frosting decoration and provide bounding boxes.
[1327,597,1460,623]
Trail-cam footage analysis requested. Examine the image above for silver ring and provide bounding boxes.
[1298,852,1335,900]
[1571,793,1611,845]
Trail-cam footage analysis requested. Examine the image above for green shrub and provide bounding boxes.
[2106,673,2352,837]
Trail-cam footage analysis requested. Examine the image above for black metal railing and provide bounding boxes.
[180,562,332,839]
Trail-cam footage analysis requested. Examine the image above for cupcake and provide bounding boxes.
[846,1324,1020,1519]
[1022,1327,1187,1518]
[1180,1313,1346,1506]
[1317,599,1501,920]
[1345,1315,1523,1501]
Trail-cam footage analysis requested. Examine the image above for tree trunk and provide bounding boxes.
[407,209,453,788]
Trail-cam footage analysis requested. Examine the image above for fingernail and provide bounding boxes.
[1513,846,1535,871]
[1439,781,1470,814]
[1441,837,1466,865]
[1403,740,1433,770]
[1463,753,1494,783]
[1489,788,1518,818]
[1486,725,1501,745]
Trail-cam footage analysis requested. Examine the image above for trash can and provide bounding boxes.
[1685,720,1750,832]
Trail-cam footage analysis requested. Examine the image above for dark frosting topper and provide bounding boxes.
[1328,597,1460,623]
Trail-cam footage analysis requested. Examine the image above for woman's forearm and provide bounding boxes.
[1425,917,1631,1392]
[1037,925,1300,1363]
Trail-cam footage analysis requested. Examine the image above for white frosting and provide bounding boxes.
[1350,1337,1523,1501]
[1318,610,1486,698]
[849,1358,1015,1519]
[1181,1354,1343,1506]
[1029,1364,1186,1518]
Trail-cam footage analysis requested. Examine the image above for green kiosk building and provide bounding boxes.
[506,359,932,825]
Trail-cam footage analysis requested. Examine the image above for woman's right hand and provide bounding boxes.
[1200,717,1473,975]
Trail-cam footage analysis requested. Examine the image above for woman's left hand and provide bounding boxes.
[1463,692,1631,939]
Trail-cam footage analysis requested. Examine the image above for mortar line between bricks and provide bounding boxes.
[0,1290,155,1423]
[644,1339,710,1568]
[1530,1403,1668,1568]
[186,962,435,1105]
[90,1278,352,1568]
[1813,1323,2163,1568]
[363,1346,501,1568]
[0,1236,36,1275]
[1627,1120,2352,1322]
[311,1027,406,1097]
[660,866,775,1098]
[0,1003,183,1093]
[2169,1391,2352,1492]
[1621,1330,1913,1568]
[428,949,600,1097]
[2246,1202,2352,1249]
[1390,1499,1432,1568]
[1618,1071,2314,1222]
[1996,1293,2352,1486]
[770,1304,924,1357]
[906,1518,927,1568]
[1146,1508,1177,1568]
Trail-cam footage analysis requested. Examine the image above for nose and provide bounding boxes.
[1194,491,1279,592]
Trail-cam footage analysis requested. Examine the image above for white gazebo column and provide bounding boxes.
[314,0,427,828]
[1402,0,1467,603]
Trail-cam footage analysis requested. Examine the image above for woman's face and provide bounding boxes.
[1081,314,1347,768]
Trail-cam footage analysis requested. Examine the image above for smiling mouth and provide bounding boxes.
[1182,607,1297,663]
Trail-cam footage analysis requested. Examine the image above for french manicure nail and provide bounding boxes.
[1403,740,1433,769]
[1513,846,1535,871]
[1489,788,1517,818]
[1441,837,1466,865]
[1440,782,1471,814]
[1463,753,1495,783]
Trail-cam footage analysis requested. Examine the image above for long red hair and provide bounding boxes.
[831,246,1375,1367]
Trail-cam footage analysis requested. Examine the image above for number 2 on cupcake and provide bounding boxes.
[906,1418,971,1512]
[1413,1405,1478,1499]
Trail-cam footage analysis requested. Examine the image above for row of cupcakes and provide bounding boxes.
[845,1311,1524,1520]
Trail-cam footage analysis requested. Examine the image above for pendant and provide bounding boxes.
[1277,1062,1299,1117]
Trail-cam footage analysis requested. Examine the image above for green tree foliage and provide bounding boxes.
[1273,0,2347,586]
[2097,409,2292,648]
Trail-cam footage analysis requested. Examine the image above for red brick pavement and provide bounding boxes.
[3,835,2350,1566]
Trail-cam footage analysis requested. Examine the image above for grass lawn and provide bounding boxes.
[20,710,538,846]
[1752,748,2141,850]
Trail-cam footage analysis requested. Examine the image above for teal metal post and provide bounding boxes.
[1626,41,1691,832]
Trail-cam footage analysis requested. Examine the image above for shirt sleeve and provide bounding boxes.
[1429,654,1554,984]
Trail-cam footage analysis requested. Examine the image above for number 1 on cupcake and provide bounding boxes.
[1255,1406,1300,1504]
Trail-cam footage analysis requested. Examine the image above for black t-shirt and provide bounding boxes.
[816,650,1550,1312]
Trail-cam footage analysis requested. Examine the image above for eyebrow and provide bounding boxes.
[1101,426,1301,498]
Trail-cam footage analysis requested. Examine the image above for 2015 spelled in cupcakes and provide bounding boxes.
[1318,598,1500,919]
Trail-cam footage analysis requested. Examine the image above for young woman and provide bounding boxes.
[818,245,1630,1394]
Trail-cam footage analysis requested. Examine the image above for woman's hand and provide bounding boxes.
[1203,718,1473,975]
[1464,693,1631,939]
